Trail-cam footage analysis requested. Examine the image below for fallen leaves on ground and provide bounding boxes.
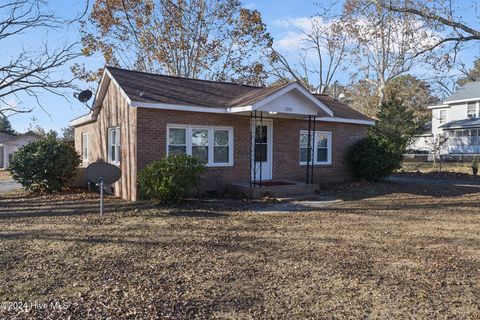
[1,182,480,319]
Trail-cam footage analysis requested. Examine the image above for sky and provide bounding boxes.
[2,0,479,133]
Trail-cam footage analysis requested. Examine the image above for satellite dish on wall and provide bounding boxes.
[77,89,93,103]
[74,89,93,111]
[86,161,122,216]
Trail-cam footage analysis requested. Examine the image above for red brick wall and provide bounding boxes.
[273,118,368,183]
[136,108,368,193]
[136,109,251,192]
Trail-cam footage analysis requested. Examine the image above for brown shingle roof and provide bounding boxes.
[106,66,372,122]
[314,94,373,122]
[107,66,259,108]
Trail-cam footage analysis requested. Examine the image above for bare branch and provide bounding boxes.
[0,0,80,116]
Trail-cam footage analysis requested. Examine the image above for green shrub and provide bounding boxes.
[9,133,81,193]
[138,154,207,203]
[347,137,402,181]
[472,157,479,170]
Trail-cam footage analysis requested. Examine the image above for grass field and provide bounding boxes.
[1,182,480,318]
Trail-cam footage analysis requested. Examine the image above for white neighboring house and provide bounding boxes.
[0,131,40,169]
[408,121,434,153]
[410,82,480,155]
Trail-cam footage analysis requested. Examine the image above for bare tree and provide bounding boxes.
[342,0,441,106]
[270,18,347,93]
[0,0,81,117]
[371,0,480,55]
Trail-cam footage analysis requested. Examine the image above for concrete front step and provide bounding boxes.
[228,180,318,199]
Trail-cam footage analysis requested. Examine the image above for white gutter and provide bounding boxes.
[69,113,96,127]
[316,117,375,126]
[443,97,480,105]
[131,101,227,113]
[428,104,450,109]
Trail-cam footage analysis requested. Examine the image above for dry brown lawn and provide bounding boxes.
[0,170,11,181]
[401,161,473,175]
[1,182,480,319]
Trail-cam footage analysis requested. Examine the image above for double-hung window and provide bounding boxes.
[467,102,477,118]
[108,127,120,165]
[439,110,447,124]
[191,128,209,162]
[167,125,233,166]
[299,131,332,165]
[168,128,187,155]
[82,133,89,163]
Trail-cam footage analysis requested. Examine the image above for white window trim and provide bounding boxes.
[438,109,447,124]
[467,102,477,118]
[166,124,234,167]
[299,130,332,165]
[82,132,89,162]
[107,127,120,165]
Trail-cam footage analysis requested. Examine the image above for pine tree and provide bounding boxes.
[0,116,16,135]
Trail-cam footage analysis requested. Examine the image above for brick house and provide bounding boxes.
[70,67,374,201]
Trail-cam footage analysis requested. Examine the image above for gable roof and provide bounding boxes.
[3,131,40,143]
[444,82,480,104]
[0,131,40,144]
[71,66,373,126]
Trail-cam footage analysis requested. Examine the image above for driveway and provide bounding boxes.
[0,179,22,194]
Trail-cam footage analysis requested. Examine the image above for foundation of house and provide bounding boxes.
[228,180,318,199]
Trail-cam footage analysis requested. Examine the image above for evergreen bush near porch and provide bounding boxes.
[347,137,402,181]
[138,154,207,203]
[347,96,419,181]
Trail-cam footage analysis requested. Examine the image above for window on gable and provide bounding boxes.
[439,110,447,124]
[299,131,332,165]
[167,125,233,166]
[108,127,120,165]
[82,133,89,162]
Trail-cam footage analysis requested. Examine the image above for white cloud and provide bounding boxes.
[272,16,331,52]
[272,16,320,30]
[273,17,310,52]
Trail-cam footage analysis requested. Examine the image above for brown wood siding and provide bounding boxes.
[74,82,137,201]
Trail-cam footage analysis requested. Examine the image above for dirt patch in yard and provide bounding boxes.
[1,183,480,318]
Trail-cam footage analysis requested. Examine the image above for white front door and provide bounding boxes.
[251,119,273,181]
